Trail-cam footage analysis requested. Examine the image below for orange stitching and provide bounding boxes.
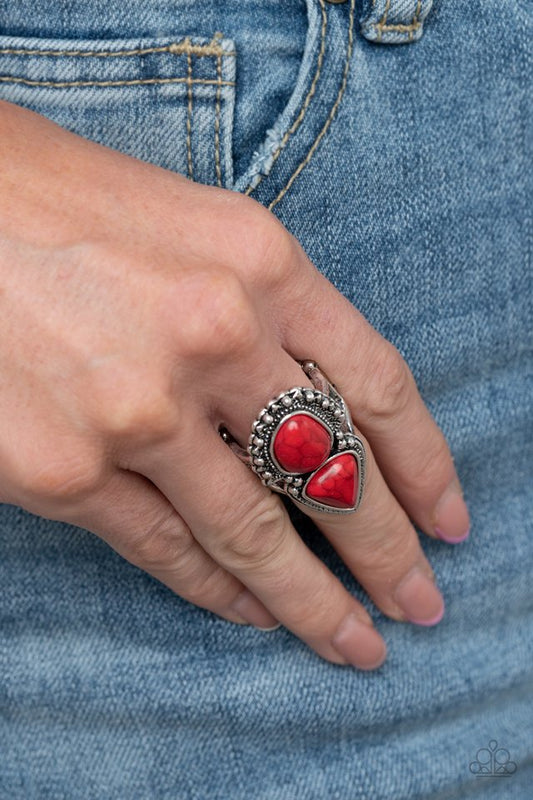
[168,38,235,57]
[0,75,235,88]
[214,53,223,187]
[244,0,328,197]
[409,0,422,40]
[0,41,236,59]
[269,0,355,211]
[374,0,424,40]
[379,22,422,31]
[376,0,390,42]
[186,52,194,180]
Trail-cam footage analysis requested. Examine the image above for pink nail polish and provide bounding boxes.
[435,525,470,545]
[434,479,470,543]
[331,613,387,670]
[394,567,445,626]
[230,590,279,630]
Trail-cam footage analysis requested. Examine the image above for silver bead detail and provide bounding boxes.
[253,436,264,447]
[282,396,293,407]
[262,413,274,424]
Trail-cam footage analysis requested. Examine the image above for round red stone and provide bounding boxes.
[305,453,358,510]
[272,413,331,473]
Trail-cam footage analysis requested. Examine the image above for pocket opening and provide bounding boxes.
[233,0,320,195]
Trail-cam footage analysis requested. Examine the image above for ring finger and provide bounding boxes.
[131,348,438,664]
[212,352,445,627]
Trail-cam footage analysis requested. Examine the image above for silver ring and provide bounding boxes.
[221,360,366,515]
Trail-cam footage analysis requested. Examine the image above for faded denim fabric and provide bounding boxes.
[0,1,532,799]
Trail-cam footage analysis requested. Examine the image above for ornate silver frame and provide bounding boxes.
[221,361,366,515]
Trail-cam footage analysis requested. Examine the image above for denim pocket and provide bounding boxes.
[0,33,236,187]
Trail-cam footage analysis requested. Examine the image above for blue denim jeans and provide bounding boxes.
[1,1,531,798]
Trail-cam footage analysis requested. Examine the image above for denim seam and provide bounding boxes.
[243,0,328,197]
[269,0,355,211]
[0,42,237,58]
[0,36,236,90]
[372,0,423,43]
[186,51,194,180]
[214,54,223,187]
[0,76,235,88]
[0,34,236,186]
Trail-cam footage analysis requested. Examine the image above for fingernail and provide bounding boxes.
[433,477,470,543]
[332,613,387,670]
[230,589,279,630]
[394,567,445,626]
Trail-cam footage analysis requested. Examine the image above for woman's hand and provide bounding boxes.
[0,100,470,669]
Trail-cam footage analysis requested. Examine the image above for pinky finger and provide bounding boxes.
[66,468,278,629]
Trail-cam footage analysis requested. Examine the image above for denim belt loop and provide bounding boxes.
[361,0,434,44]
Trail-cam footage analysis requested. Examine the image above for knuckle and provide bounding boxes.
[183,566,227,608]
[238,205,298,286]
[364,344,413,422]
[21,452,104,504]
[89,362,178,443]
[286,587,339,631]
[403,432,453,495]
[352,506,420,578]
[103,388,177,444]
[362,526,418,578]
[213,495,289,572]
[212,193,298,289]
[126,505,193,572]
[170,269,261,360]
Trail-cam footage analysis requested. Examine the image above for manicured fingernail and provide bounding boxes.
[230,589,279,629]
[433,477,470,543]
[332,613,387,670]
[394,567,445,626]
[256,623,282,632]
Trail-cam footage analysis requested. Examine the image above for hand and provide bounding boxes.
[0,100,470,669]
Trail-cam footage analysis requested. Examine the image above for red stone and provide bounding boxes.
[272,413,331,473]
[305,453,358,510]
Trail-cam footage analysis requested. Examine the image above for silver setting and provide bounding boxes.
[220,360,366,515]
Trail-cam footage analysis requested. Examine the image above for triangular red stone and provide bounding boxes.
[305,453,357,509]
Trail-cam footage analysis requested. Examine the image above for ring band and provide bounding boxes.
[221,360,366,515]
